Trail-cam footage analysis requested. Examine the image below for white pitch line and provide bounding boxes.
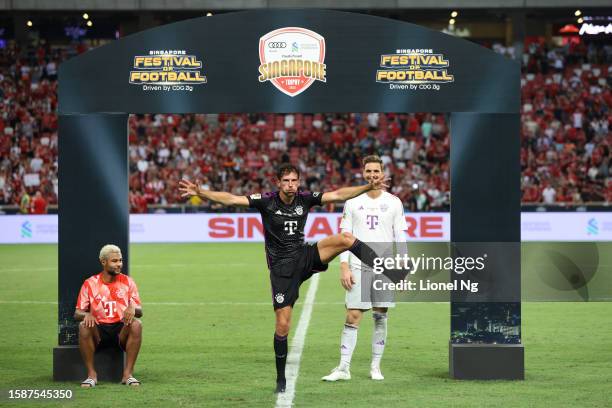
[275,273,320,408]
[0,261,340,273]
[0,298,340,307]
[0,261,340,274]
[0,267,56,272]
[0,263,251,273]
[0,300,459,306]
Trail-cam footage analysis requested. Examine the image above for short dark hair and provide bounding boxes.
[277,163,300,180]
[363,155,384,169]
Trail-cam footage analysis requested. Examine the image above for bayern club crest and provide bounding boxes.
[295,206,304,215]
[258,27,327,97]
[275,293,285,304]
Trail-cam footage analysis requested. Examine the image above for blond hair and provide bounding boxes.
[99,244,122,261]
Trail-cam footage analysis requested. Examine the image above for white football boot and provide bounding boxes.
[321,366,351,381]
[370,367,384,380]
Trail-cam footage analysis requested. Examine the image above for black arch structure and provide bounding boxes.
[54,9,522,381]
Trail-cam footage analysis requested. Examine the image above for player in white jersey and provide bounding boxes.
[322,155,408,382]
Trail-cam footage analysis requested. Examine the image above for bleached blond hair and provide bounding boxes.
[99,244,122,261]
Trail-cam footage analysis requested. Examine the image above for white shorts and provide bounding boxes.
[345,264,395,310]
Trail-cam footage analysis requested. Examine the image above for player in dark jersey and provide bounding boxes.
[179,163,386,393]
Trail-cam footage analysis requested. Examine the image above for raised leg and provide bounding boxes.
[316,232,356,264]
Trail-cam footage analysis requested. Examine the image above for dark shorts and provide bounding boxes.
[96,322,125,351]
[270,242,328,310]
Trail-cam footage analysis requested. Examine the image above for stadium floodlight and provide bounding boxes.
[577,17,584,24]
[26,20,33,27]
[451,11,458,18]
[82,13,89,20]
[206,12,213,17]
[87,20,93,27]
[449,18,456,25]
[574,10,581,17]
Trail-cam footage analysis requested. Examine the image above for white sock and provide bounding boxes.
[371,312,387,369]
[339,324,358,371]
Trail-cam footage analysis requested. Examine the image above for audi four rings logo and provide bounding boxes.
[268,42,287,48]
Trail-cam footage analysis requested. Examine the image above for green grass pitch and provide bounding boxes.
[0,243,610,407]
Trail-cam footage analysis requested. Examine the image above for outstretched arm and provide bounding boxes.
[321,178,389,204]
[179,179,249,207]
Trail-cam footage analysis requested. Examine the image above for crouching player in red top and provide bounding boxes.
[74,244,143,387]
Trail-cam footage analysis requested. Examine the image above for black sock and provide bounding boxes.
[348,238,378,268]
[274,333,288,383]
[349,239,409,283]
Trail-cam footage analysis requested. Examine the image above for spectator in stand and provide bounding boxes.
[129,190,148,214]
[19,188,31,214]
[542,184,557,204]
[1,40,610,211]
[30,191,47,214]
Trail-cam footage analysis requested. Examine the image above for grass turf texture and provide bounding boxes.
[0,243,610,408]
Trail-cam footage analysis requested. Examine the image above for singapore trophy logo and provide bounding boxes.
[258,27,327,97]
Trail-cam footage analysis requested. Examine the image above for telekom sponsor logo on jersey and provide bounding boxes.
[103,301,117,317]
[258,27,327,97]
[366,215,379,230]
[284,220,298,235]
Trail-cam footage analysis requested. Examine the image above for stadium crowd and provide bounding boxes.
[0,40,610,213]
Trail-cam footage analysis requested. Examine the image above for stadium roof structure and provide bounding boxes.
[3,0,610,10]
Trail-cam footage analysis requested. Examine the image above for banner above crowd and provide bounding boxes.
[2,212,611,244]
